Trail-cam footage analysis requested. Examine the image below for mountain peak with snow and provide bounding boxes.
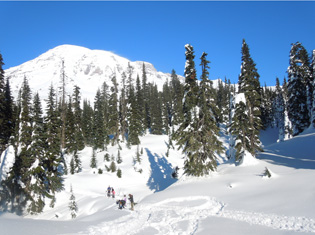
[5,44,179,102]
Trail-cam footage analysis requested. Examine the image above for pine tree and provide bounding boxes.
[150,85,163,135]
[173,45,207,176]
[142,63,151,130]
[65,96,76,153]
[287,42,310,135]
[273,78,285,141]
[108,74,120,145]
[72,86,85,151]
[27,92,47,214]
[235,39,262,159]
[311,50,315,127]
[82,99,93,146]
[44,84,64,207]
[90,148,97,169]
[127,83,141,146]
[119,72,128,142]
[0,52,7,156]
[170,69,184,125]
[93,89,106,150]
[69,185,78,219]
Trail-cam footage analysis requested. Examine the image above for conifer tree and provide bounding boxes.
[44,84,64,207]
[273,78,285,141]
[72,86,85,151]
[287,42,310,135]
[28,93,47,214]
[142,63,151,130]
[119,72,128,142]
[108,74,120,145]
[93,89,106,150]
[234,39,262,159]
[173,44,202,176]
[3,78,14,146]
[65,96,76,153]
[69,185,78,219]
[90,148,97,169]
[127,83,141,146]
[150,85,163,135]
[82,99,93,145]
[311,50,315,127]
[170,69,184,125]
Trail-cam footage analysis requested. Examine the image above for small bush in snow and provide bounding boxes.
[117,168,122,178]
[263,167,272,178]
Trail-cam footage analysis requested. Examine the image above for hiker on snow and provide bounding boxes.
[128,194,134,211]
[112,188,115,198]
[107,186,111,197]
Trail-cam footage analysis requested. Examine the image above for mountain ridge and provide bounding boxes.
[5,44,182,103]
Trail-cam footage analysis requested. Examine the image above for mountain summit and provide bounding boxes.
[5,45,177,102]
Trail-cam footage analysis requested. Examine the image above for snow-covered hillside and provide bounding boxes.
[1,127,315,234]
[5,45,181,102]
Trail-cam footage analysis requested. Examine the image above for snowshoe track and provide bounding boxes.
[82,196,315,234]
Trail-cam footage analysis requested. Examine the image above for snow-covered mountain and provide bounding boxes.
[5,45,181,102]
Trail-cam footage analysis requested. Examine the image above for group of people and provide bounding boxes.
[107,186,134,211]
[107,186,116,198]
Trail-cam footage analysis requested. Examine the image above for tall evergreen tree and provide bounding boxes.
[311,50,315,127]
[170,69,184,125]
[142,63,151,130]
[93,89,106,150]
[28,93,47,214]
[72,85,85,151]
[273,78,285,141]
[82,99,94,145]
[150,85,163,135]
[232,39,262,161]
[119,72,128,142]
[287,42,310,135]
[0,52,6,156]
[44,84,64,207]
[127,83,141,146]
[173,44,200,176]
[108,74,120,145]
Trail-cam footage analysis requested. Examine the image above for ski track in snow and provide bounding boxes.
[79,196,315,235]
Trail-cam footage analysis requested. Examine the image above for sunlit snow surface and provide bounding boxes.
[1,127,315,234]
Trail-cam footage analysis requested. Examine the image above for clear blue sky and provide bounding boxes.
[0,1,314,86]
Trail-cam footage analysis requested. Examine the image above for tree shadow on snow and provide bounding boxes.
[257,132,315,170]
[145,148,177,192]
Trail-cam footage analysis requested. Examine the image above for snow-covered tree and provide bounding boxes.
[273,78,285,141]
[287,42,310,135]
[69,185,78,219]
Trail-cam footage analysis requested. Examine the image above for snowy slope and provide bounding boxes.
[1,128,315,234]
[5,45,182,103]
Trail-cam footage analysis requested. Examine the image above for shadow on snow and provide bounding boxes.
[258,131,315,170]
[145,148,177,192]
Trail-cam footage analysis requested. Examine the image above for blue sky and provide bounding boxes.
[0,1,314,86]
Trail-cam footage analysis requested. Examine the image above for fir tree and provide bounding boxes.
[287,42,310,135]
[69,185,78,219]
[90,148,97,169]
[82,99,94,145]
[119,72,128,142]
[170,70,184,125]
[150,85,163,135]
[117,168,122,178]
[235,39,262,159]
[142,63,151,130]
[65,96,76,153]
[44,84,64,207]
[273,78,285,141]
[108,73,120,145]
[72,86,85,151]
[93,89,106,150]
[127,83,141,146]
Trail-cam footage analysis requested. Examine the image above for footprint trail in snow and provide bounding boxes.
[82,196,315,235]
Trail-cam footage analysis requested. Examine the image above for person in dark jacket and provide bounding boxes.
[128,194,134,211]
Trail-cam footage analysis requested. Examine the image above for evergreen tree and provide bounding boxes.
[173,45,204,176]
[69,185,78,219]
[65,96,76,153]
[44,84,64,207]
[311,50,315,127]
[72,86,85,151]
[287,42,310,135]
[93,89,106,150]
[136,74,145,134]
[142,63,151,130]
[235,39,262,159]
[127,83,141,146]
[150,85,163,135]
[119,72,128,142]
[90,148,97,169]
[82,99,94,145]
[108,74,120,145]
[273,78,285,141]
[170,69,184,125]
[27,92,47,214]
